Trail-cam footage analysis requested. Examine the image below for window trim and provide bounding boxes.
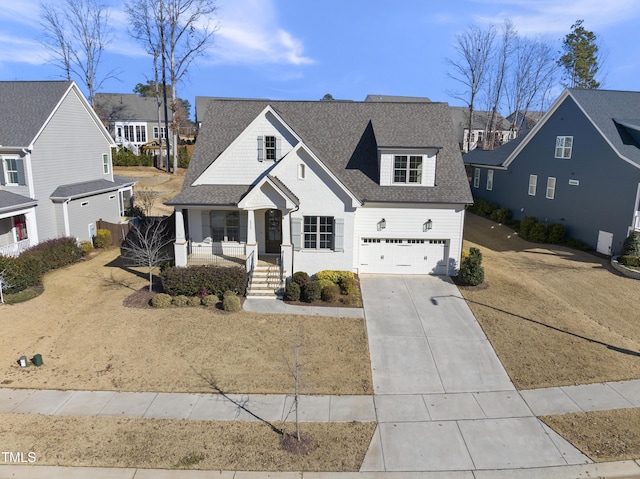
[546,177,556,199]
[486,169,494,191]
[473,168,480,188]
[528,175,538,196]
[393,155,423,184]
[303,215,334,250]
[555,136,573,159]
[102,154,110,175]
[2,157,19,185]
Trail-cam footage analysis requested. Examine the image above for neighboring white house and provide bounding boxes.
[168,99,472,295]
[0,81,135,256]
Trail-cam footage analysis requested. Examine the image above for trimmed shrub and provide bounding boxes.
[621,232,640,257]
[314,278,334,291]
[284,281,301,301]
[187,296,202,306]
[528,223,548,243]
[547,223,565,244]
[172,295,190,307]
[315,270,355,284]
[338,276,358,296]
[301,280,322,302]
[519,216,539,240]
[490,207,512,224]
[161,265,246,297]
[223,293,242,312]
[151,293,172,308]
[112,147,153,167]
[459,247,485,286]
[621,255,640,268]
[94,229,112,248]
[79,241,93,256]
[201,294,219,307]
[469,199,499,217]
[321,283,341,302]
[291,271,310,288]
[21,237,82,273]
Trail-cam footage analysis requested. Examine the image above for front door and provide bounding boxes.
[265,209,282,254]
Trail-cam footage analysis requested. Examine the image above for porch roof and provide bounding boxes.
[167,184,253,206]
[0,190,37,214]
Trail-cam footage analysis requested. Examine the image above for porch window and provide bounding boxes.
[304,216,333,249]
[211,211,240,242]
[136,125,147,143]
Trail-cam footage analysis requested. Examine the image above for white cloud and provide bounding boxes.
[210,0,313,65]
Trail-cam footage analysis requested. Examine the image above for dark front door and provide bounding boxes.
[265,209,282,254]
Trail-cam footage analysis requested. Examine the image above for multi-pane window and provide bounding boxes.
[153,126,167,139]
[394,155,422,183]
[265,136,276,160]
[546,177,556,199]
[210,211,240,242]
[123,125,134,142]
[102,154,109,175]
[135,125,146,143]
[473,168,480,188]
[555,136,573,158]
[3,158,19,184]
[304,216,333,249]
[486,170,494,191]
[528,175,537,196]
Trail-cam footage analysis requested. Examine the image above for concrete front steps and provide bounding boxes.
[246,263,286,299]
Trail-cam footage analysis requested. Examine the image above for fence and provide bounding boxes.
[96,219,134,247]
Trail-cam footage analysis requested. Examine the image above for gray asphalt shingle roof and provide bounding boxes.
[463,135,526,167]
[0,190,37,213]
[174,99,472,206]
[50,177,134,201]
[0,81,73,147]
[93,93,170,123]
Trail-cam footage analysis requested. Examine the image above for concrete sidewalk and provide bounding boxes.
[243,297,365,318]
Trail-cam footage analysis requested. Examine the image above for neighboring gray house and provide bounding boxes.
[168,99,472,296]
[0,81,134,256]
[94,93,171,153]
[464,88,640,255]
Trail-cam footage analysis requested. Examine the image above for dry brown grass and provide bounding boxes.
[0,414,375,471]
[114,166,185,216]
[461,214,640,390]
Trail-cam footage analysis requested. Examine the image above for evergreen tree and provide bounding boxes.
[558,20,601,89]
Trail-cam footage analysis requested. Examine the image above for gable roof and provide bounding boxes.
[0,81,74,147]
[174,99,472,206]
[93,93,170,123]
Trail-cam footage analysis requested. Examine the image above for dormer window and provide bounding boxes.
[393,155,422,184]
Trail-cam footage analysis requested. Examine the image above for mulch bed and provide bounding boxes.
[123,288,155,308]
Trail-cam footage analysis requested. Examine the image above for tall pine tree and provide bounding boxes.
[558,20,601,89]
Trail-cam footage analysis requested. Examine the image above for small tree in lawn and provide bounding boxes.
[121,219,173,292]
[459,247,485,286]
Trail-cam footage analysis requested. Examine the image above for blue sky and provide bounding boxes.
[1,0,639,117]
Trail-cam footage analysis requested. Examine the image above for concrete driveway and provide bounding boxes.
[360,274,591,472]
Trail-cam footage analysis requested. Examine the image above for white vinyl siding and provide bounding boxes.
[546,177,556,199]
[555,136,573,159]
[528,175,537,196]
[473,168,480,188]
[486,170,494,191]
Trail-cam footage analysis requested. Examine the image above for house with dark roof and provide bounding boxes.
[168,98,472,296]
[0,81,134,256]
[464,88,640,255]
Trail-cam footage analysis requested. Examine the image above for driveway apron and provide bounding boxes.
[360,274,590,472]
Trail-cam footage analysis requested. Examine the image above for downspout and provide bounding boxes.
[22,147,35,200]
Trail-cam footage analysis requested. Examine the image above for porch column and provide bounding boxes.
[24,209,38,245]
[174,208,187,267]
[281,210,293,279]
[245,209,258,269]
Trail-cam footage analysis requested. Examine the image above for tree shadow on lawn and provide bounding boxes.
[102,253,164,293]
[431,293,640,359]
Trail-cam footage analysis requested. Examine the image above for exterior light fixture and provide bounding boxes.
[423,219,433,231]
[377,218,386,231]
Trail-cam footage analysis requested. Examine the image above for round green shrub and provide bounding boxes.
[292,271,310,288]
[172,295,190,307]
[622,232,640,256]
[79,240,93,256]
[315,270,355,284]
[223,294,242,312]
[284,282,301,301]
[547,223,565,244]
[301,280,322,302]
[151,293,172,308]
[519,216,539,240]
[187,296,201,306]
[201,294,219,307]
[459,247,485,286]
[338,276,357,295]
[314,278,334,290]
[490,207,512,224]
[321,284,341,302]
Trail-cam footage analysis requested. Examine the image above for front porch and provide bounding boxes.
[0,206,37,258]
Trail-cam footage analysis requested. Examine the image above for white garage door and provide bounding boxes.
[359,238,448,274]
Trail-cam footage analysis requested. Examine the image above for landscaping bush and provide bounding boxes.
[490,207,512,224]
[94,229,112,248]
[21,237,82,273]
[291,271,310,288]
[112,147,153,167]
[547,223,565,244]
[315,270,355,284]
[459,247,485,286]
[222,293,242,312]
[314,278,334,291]
[621,232,640,256]
[321,283,341,302]
[79,241,93,256]
[469,199,499,217]
[187,296,202,306]
[201,294,219,307]
[528,223,548,243]
[301,280,322,302]
[621,255,640,268]
[161,265,246,297]
[519,216,539,240]
[178,145,190,169]
[284,281,301,301]
[0,255,28,294]
[151,293,172,308]
[338,276,358,296]
[172,295,190,307]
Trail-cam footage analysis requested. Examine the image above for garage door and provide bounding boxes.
[359,238,448,274]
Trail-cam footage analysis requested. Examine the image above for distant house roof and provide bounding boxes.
[93,93,171,123]
[364,94,431,103]
[49,177,135,201]
[0,81,74,147]
[463,135,526,167]
[170,99,472,206]
[0,190,37,213]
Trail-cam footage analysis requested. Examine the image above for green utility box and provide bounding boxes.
[31,354,43,367]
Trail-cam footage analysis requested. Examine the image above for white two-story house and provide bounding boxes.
[0,81,134,256]
[168,99,472,294]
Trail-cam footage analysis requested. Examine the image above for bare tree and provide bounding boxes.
[126,0,218,173]
[39,0,116,105]
[135,186,158,217]
[121,220,174,292]
[446,24,496,152]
